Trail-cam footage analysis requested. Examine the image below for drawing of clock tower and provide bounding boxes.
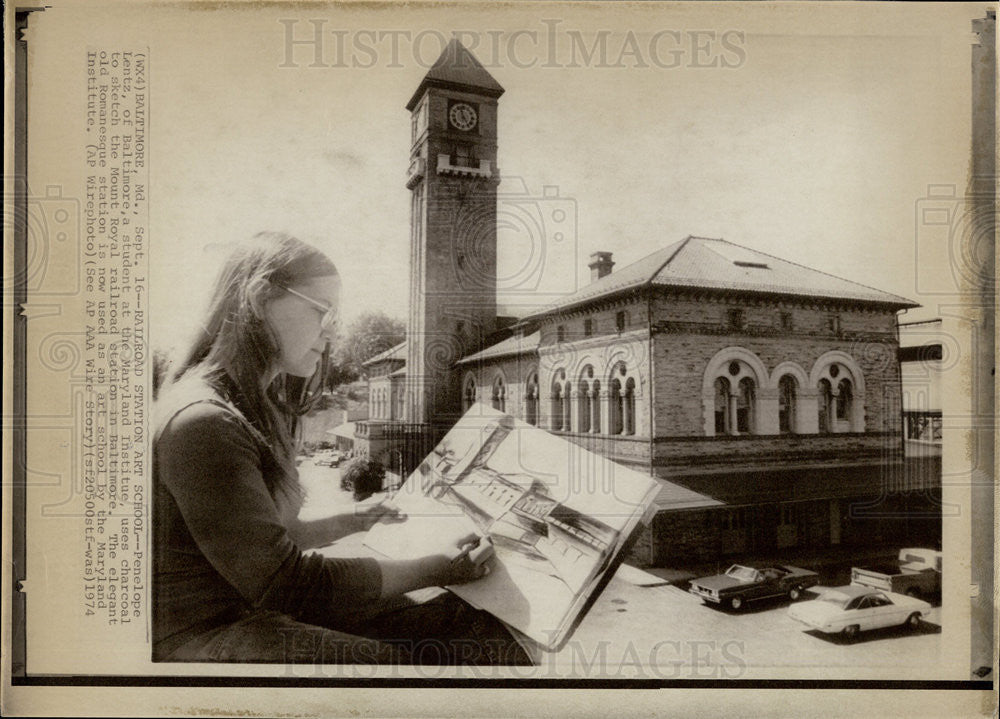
[403,39,504,427]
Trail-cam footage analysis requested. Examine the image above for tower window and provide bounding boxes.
[453,143,477,168]
[828,314,841,335]
[584,318,593,337]
[728,308,745,329]
[615,311,628,332]
[780,312,793,331]
[456,321,464,335]
[556,325,566,342]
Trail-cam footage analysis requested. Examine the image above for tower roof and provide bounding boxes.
[406,38,505,110]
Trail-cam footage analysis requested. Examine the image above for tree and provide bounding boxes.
[324,310,405,390]
[340,455,386,501]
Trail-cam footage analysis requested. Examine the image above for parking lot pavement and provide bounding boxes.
[541,571,943,681]
[296,460,944,681]
[297,460,354,518]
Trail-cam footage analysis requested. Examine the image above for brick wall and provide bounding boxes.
[648,509,721,564]
[537,297,648,346]
[649,293,902,438]
[460,351,538,423]
[652,432,896,469]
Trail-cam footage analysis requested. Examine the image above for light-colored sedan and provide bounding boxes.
[788,585,931,641]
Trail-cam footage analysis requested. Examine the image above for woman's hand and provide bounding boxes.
[424,533,492,586]
[352,496,406,533]
[289,497,404,549]
[377,531,491,597]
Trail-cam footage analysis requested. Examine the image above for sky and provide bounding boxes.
[28,1,985,351]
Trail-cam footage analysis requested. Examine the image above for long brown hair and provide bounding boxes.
[166,232,337,487]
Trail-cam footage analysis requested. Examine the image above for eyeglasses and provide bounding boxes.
[280,285,338,331]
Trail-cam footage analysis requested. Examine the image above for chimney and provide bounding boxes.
[588,251,614,282]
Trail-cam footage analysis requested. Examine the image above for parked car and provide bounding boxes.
[689,564,820,611]
[788,585,931,641]
[850,547,941,599]
[314,450,340,467]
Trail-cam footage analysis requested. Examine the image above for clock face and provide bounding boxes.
[449,102,478,131]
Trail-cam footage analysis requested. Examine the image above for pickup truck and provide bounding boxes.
[850,548,941,598]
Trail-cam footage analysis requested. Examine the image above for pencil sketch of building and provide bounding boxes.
[411,413,619,593]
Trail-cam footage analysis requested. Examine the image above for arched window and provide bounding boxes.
[778,375,797,434]
[577,366,595,433]
[836,379,852,422]
[610,378,624,435]
[818,379,833,433]
[562,380,572,432]
[491,376,506,412]
[736,377,755,434]
[714,377,730,434]
[577,380,591,433]
[525,372,539,426]
[624,377,636,435]
[462,375,477,412]
[591,380,601,433]
[551,376,564,431]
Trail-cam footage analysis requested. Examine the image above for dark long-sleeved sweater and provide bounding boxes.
[152,382,382,658]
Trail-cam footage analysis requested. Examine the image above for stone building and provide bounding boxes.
[456,237,926,563]
[355,39,938,565]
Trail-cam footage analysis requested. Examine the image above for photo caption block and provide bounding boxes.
[81,48,149,629]
[21,42,151,673]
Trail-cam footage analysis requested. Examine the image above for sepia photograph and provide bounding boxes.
[2,0,995,716]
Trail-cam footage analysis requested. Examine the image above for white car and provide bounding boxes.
[314,450,339,467]
[788,585,931,641]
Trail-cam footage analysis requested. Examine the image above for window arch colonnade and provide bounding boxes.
[546,357,641,436]
[702,347,866,436]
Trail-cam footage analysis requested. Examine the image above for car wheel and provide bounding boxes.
[842,624,859,642]
[906,612,922,629]
[789,587,802,601]
[728,596,743,611]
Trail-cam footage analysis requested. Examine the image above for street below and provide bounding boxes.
[299,458,944,681]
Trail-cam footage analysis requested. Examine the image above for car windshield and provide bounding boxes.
[725,565,759,582]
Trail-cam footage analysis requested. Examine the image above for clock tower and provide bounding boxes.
[403,39,504,427]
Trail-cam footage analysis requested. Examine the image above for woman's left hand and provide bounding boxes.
[353,496,406,532]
